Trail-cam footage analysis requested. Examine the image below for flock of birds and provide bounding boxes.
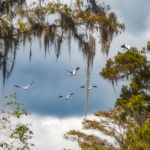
[59,67,97,100]
[14,44,130,100]
[57,44,130,100]
[14,66,97,101]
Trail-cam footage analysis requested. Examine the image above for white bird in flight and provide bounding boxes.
[66,67,80,76]
[15,81,34,90]
[59,93,74,100]
[121,44,131,50]
[81,85,97,90]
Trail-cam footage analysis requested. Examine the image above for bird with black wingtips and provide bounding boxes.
[15,81,34,90]
[66,67,80,76]
[59,93,74,100]
[121,44,131,50]
[81,85,97,90]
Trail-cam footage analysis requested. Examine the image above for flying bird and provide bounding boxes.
[121,44,131,50]
[66,67,80,76]
[81,85,97,90]
[59,93,74,100]
[15,81,34,90]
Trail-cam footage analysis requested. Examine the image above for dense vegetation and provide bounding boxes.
[66,42,150,150]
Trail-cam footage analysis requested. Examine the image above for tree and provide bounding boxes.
[65,42,150,150]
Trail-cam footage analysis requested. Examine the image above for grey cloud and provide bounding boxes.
[108,0,150,34]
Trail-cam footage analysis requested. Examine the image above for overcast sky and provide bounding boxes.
[107,0,150,34]
[29,0,150,149]
[1,0,150,149]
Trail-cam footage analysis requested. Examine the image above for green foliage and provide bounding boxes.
[10,124,34,149]
[0,14,13,37]
[0,93,34,150]
[100,48,148,81]
[5,93,30,118]
[126,121,150,150]
[147,41,150,51]
[89,145,106,150]
[0,0,124,54]
[18,20,29,32]
[65,129,112,150]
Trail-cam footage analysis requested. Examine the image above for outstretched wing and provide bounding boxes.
[66,70,72,74]
[76,67,80,71]
[24,81,34,89]
[81,85,85,88]
[74,67,80,74]
[70,93,74,96]
[30,81,34,85]
[93,85,97,88]
[15,85,23,89]
[66,93,74,98]
[126,45,130,49]
[59,96,64,98]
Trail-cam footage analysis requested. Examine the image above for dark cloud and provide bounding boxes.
[7,61,117,118]
[2,45,118,118]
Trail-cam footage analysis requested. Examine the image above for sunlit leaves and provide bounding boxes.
[0,15,13,37]
[126,121,150,150]
[65,130,111,150]
[0,0,124,54]
[89,145,106,150]
[17,20,29,32]
[100,48,148,81]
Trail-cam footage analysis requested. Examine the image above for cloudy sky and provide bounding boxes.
[0,0,150,149]
[30,0,150,148]
[108,0,150,33]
